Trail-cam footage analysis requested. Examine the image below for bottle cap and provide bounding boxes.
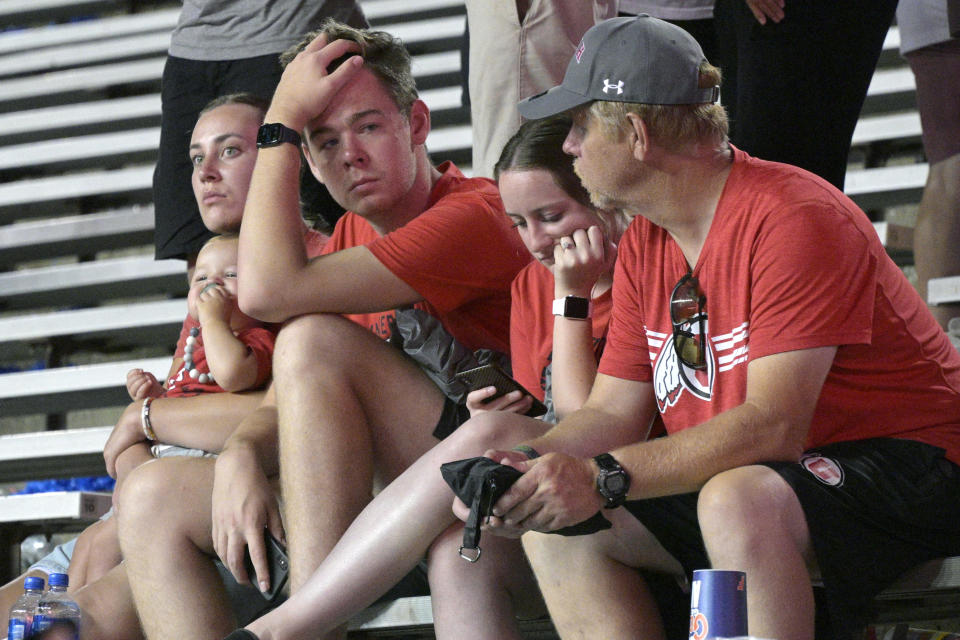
[48,573,68,587]
[24,576,44,590]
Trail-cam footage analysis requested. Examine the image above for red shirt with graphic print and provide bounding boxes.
[598,146,960,464]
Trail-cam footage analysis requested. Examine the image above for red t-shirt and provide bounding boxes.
[165,326,276,397]
[598,146,960,463]
[510,260,612,401]
[174,228,329,358]
[321,161,530,353]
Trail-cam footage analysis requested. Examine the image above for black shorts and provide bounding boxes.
[624,438,960,639]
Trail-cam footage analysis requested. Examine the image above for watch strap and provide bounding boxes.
[552,295,591,319]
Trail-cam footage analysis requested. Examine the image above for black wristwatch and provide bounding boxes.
[257,123,302,148]
[552,295,591,320]
[594,453,630,509]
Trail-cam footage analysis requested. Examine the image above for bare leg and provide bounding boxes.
[245,410,549,640]
[68,518,122,590]
[72,564,143,640]
[521,509,682,639]
[118,457,235,640]
[428,523,545,640]
[698,465,818,640]
[274,313,447,592]
[913,153,960,328]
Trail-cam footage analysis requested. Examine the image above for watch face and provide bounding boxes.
[566,296,590,318]
[257,123,283,147]
[604,474,627,493]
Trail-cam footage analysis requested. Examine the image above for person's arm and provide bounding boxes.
[550,226,616,419]
[238,36,421,322]
[491,346,836,533]
[103,390,265,477]
[212,386,285,591]
[195,286,261,391]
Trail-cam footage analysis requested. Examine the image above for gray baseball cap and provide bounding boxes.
[517,15,719,120]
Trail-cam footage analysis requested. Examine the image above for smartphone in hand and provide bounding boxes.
[242,530,289,601]
[455,363,548,418]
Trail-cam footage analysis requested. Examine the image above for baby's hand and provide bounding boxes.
[196,283,235,325]
[126,369,163,400]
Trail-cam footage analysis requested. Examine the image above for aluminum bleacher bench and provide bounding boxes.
[844,163,928,211]
[0,427,111,483]
[0,164,153,221]
[851,111,923,148]
[0,0,116,25]
[0,58,166,113]
[863,67,918,114]
[0,94,161,146]
[0,7,178,57]
[0,126,159,173]
[0,205,154,266]
[0,31,170,78]
[363,0,464,22]
[0,254,186,310]
[928,276,960,307]
[0,298,183,349]
[0,355,169,416]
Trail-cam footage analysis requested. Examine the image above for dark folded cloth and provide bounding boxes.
[224,630,259,640]
[440,456,611,561]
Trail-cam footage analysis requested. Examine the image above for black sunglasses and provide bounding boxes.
[669,273,707,370]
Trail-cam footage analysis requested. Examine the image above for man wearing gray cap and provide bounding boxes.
[477,15,960,640]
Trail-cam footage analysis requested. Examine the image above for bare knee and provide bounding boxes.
[274,313,346,378]
[116,459,202,537]
[698,466,807,558]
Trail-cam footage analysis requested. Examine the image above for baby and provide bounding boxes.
[68,235,276,589]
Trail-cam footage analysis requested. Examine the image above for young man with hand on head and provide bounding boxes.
[117,21,529,640]
[471,16,960,640]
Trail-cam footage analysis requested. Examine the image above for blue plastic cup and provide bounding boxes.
[688,569,747,640]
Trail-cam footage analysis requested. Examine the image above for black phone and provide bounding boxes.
[242,530,289,601]
[454,363,548,418]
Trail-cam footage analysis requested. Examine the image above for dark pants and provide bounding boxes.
[713,0,898,189]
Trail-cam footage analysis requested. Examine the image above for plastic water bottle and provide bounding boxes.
[32,573,81,639]
[6,576,44,640]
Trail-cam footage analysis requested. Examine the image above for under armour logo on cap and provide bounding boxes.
[602,79,624,95]
[517,15,720,120]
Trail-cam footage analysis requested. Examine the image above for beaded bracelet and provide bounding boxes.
[140,397,158,441]
[512,444,541,460]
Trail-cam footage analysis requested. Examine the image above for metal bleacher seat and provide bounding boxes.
[0,355,170,417]
[0,205,155,266]
[0,254,186,310]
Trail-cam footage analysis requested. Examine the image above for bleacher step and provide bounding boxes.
[0,427,111,483]
[0,491,111,524]
[928,276,960,306]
